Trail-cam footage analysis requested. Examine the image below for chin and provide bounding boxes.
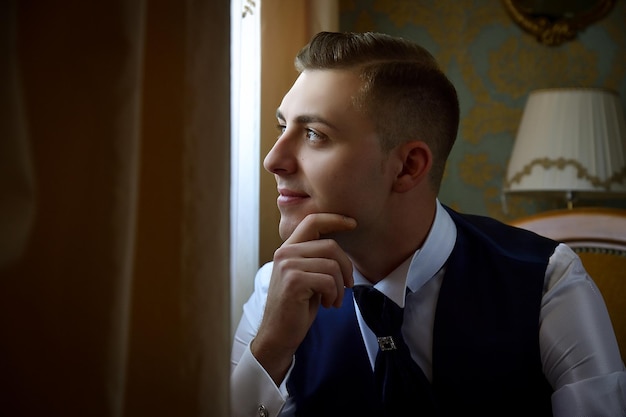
[278,219,298,241]
[278,209,314,238]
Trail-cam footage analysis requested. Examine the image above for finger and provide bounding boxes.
[301,271,340,309]
[300,241,353,307]
[304,257,348,308]
[285,213,357,245]
[284,235,355,292]
[274,243,351,302]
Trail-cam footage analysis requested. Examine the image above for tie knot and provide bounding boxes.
[352,285,404,337]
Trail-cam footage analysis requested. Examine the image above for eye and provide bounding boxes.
[276,124,286,137]
[305,128,326,144]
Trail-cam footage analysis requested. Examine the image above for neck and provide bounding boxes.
[344,198,437,283]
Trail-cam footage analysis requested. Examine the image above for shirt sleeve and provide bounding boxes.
[230,262,293,417]
[541,244,626,416]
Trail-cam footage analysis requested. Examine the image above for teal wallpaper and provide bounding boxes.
[339,0,626,221]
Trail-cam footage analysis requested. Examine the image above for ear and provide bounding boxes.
[392,141,433,193]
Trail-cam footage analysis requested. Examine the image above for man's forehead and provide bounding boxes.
[278,70,362,119]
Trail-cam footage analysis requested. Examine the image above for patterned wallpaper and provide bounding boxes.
[339,0,626,221]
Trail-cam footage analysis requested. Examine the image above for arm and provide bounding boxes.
[231,263,288,417]
[541,244,626,416]
[230,214,356,417]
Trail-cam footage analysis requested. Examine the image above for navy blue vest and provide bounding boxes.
[287,207,558,416]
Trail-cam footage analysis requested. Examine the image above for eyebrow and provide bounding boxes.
[276,109,339,131]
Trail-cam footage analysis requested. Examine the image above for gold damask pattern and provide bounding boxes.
[487,38,598,99]
[340,0,626,219]
[373,0,508,69]
[463,101,520,145]
[459,153,502,188]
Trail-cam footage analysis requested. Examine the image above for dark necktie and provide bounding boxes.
[353,285,437,416]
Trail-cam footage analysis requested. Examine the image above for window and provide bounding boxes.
[230,0,260,335]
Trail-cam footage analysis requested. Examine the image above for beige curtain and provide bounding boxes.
[0,1,230,416]
[259,0,339,264]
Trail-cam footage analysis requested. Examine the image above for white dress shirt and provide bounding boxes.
[231,202,626,417]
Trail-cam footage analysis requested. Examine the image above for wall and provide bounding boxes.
[339,0,626,221]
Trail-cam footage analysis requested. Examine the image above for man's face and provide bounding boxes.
[264,69,398,244]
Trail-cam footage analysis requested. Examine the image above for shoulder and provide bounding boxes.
[444,205,525,233]
[443,205,559,262]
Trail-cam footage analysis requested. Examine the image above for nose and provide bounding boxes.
[263,134,297,175]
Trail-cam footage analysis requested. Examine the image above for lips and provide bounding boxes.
[277,188,310,205]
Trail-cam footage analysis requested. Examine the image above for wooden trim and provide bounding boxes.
[510,207,626,250]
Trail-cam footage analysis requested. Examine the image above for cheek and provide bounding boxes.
[319,160,388,211]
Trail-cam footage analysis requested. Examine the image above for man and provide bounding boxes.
[231,31,626,416]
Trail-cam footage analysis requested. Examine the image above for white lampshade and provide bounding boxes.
[504,88,626,206]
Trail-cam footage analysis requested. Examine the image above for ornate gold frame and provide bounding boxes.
[502,0,616,46]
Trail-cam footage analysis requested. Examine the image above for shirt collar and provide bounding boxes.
[352,200,457,307]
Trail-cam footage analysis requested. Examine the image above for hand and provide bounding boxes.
[251,213,357,384]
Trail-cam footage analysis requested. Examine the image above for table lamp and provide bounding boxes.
[503,88,626,209]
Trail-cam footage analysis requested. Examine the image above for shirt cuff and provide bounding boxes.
[230,343,292,417]
[551,370,626,416]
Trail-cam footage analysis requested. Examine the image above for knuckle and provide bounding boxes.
[320,238,339,252]
[273,258,296,279]
[273,245,295,263]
